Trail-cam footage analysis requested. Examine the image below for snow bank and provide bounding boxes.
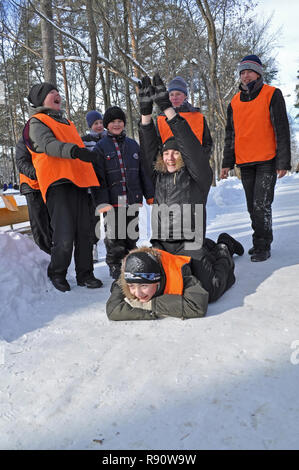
[1,174,299,450]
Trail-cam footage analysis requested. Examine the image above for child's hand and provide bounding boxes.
[138,76,155,116]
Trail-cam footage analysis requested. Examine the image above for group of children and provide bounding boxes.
[18,53,290,321]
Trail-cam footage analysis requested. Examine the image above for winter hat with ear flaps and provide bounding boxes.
[124,251,162,284]
[27,82,58,108]
[103,106,126,129]
[238,55,263,77]
[86,111,103,128]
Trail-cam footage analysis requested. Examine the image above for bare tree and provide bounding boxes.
[40,0,56,85]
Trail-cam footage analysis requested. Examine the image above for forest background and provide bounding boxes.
[0,0,298,186]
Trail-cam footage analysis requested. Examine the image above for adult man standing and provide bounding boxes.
[221,55,291,262]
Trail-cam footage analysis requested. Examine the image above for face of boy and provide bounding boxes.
[240,69,260,86]
[163,149,181,173]
[169,90,186,108]
[91,119,104,133]
[107,119,125,135]
[43,89,61,111]
[127,283,159,302]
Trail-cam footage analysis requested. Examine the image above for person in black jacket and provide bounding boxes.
[15,137,52,255]
[92,106,155,280]
[138,73,213,257]
[221,55,291,262]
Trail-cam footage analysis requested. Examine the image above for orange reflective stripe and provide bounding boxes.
[158,249,191,295]
[157,112,204,144]
[231,84,276,164]
[19,173,40,190]
[28,113,99,202]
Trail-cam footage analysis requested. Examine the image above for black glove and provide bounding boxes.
[71,146,98,163]
[138,76,155,115]
[152,73,172,112]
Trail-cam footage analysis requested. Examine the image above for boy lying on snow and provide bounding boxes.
[106,233,244,321]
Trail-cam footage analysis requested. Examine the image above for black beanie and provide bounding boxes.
[103,106,126,129]
[124,251,162,284]
[27,82,58,108]
[162,137,180,153]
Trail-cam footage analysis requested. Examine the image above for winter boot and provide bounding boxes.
[77,275,103,288]
[50,276,71,292]
[248,246,255,255]
[251,249,271,262]
[217,233,244,256]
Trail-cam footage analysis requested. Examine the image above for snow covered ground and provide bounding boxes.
[1,175,299,450]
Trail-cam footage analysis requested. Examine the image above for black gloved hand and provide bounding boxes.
[71,146,98,163]
[152,73,172,112]
[138,76,155,115]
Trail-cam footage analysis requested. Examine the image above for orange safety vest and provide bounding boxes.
[158,249,191,295]
[28,113,100,202]
[157,111,204,144]
[231,84,276,165]
[19,173,40,190]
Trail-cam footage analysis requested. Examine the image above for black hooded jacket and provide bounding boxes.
[139,113,213,241]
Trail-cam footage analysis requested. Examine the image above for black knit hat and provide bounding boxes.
[103,106,126,129]
[162,137,180,153]
[27,82,58,108]
[238,55,263,77]
[124,251,162,284]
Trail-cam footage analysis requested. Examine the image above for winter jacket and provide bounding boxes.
[92,132,154,207]
[139,113,213,241]
[222,78,291,170]
[24,106,100,201]
[15,137,39,195]
[106,246,209,321]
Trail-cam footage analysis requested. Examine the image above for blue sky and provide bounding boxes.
[254,0,298,121]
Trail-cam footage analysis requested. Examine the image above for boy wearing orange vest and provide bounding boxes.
[221,55,291,262]
[25,82,103,292]
[106,233,243,321]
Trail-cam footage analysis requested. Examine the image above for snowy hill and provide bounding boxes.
[1,175,299,450]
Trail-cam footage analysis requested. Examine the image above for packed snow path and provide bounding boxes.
[1,175,299,450]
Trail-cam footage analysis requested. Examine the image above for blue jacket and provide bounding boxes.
[93,133,154,207]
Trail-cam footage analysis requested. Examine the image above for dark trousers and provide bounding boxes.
[152,238,235,303]
[88,193,101,245]
[46,184,93,282]
[104,206,139,268]
[240,161,277,250]
[25,191,52,255]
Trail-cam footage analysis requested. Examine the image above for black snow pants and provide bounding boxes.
[104,206,139,269]
[25,191,52,255]
[240,160,277,251]
[46,183,94,282]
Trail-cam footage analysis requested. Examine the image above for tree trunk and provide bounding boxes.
[123,0,134,138]
[86,0,98,110]
[40,0,56,85]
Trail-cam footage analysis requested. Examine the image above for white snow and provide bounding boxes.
[1,174,299,450]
